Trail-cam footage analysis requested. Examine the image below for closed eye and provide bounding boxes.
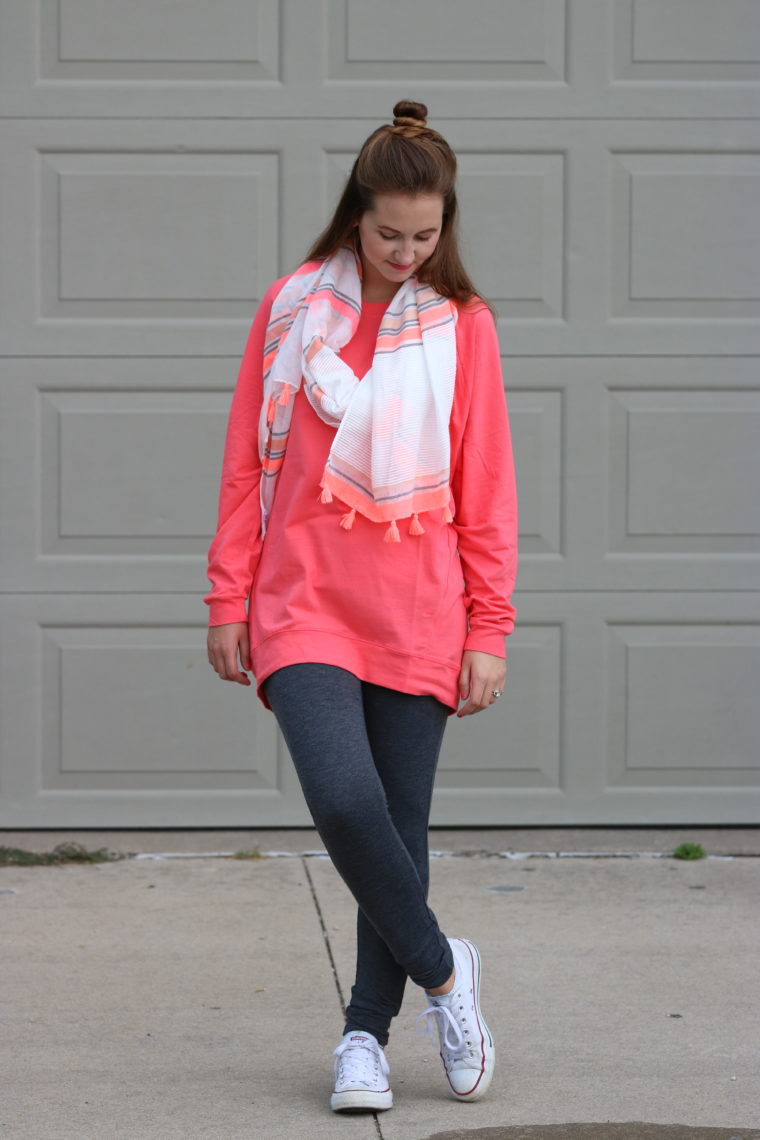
[379,232,435,241]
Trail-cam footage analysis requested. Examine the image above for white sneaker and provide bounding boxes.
[419,938,495,1101]
[330,1030,393,1113]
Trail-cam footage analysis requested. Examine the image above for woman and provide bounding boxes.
[205,101,518,1113]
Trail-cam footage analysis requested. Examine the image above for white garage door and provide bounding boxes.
[1,1,758,826]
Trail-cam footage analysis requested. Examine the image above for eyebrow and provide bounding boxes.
[377,225,439,235]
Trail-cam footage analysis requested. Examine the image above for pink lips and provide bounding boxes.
[388,261,413,271]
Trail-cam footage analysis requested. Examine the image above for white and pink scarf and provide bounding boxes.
[258,244,458,542]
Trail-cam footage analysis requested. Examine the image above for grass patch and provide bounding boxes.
[0,842,125,866]
[673,842,707,860]
[233,848,262,860]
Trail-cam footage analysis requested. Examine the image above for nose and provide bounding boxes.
[395,239,414,263]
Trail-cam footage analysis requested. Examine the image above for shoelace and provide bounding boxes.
[417,1001,477,1070]
[333,1039,389,1087]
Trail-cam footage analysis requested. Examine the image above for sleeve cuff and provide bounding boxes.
[464,628,508,657]
[206,599,248,627]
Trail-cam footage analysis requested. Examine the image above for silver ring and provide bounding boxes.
[491,689,503,699]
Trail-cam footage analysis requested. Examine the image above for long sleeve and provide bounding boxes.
[204,282,279,626]
[451,305,518,656]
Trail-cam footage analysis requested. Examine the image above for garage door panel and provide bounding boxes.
[54,0,277,76]
[509,389,563,558]
[0,361,232,593]
[0,594,310,827]
[0,0,284,117]
[438,624,562,791]
[2,360,757,600]
[609,150,760,321]
[0,120,302,356]
[45,150,279,323]
[3,0,756,118]
[608,389,760,553]
[47,627,274,788]
[2,119,760,356]
[432,593,760,826]
[49,392,225,545]
[612,0,760,84]
[325,0,565,83]
[9,593,755,828]
[607,622,760,785]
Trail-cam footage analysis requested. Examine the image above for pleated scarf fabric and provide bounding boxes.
[258,244,458,542]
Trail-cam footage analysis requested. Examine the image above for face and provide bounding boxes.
[356,192,444,297]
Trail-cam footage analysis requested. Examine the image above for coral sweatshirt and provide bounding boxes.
[205,273,518,713]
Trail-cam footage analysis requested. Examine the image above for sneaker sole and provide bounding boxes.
[444,938,495,1102]
[330,1088,393,1112]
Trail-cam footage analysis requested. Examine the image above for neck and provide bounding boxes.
[362,285,396,303]
[359,251,402,304]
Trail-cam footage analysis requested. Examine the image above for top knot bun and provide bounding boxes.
[392,100,428,129]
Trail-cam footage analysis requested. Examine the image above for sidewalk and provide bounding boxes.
[1,829,759,1140]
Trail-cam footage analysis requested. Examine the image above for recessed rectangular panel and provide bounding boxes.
[438,626,561,789]
[610,153,760,319]
[346,0,540,61]
[0,359,253,594]
[41,152,279,319]
[43,625,277,789]
[630,173,759,300]
[60,0,262,61]
[40,391,230,553]
[627,403,759,536]
[607,623,760,785]
[612,0,760,86]
[510,392,562,555]
[459,154,564,318]
[59,172,255,300]
[328,0,566,80]
[45,0,279,80]
[457,155,565,318]
[608,390,760,553]
[630,0,760,64]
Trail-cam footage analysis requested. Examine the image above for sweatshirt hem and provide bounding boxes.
[251,628,461,715]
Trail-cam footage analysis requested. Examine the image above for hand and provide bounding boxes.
[457,649,506,717]
[207,622,253,686]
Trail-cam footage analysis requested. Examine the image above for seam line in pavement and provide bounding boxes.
[301,855,346,1016]
[300,856,388,1138]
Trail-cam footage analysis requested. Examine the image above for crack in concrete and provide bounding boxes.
[301,856,389,1138]
[300,855,345,1014]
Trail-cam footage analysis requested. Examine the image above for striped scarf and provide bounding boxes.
[258,244,458,542]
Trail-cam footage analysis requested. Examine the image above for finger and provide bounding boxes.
[458,660,471,702]
[459,672,504,716]
[239,627,252,673]
[211,645,247,685]
[224,646,251,685]
[207,630,251,685]
[486,675,507,708]
[458,678,487,716]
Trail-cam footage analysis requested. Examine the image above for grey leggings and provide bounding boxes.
[263,663,454,1046]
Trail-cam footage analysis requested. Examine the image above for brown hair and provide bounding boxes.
[305,101,489,311]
